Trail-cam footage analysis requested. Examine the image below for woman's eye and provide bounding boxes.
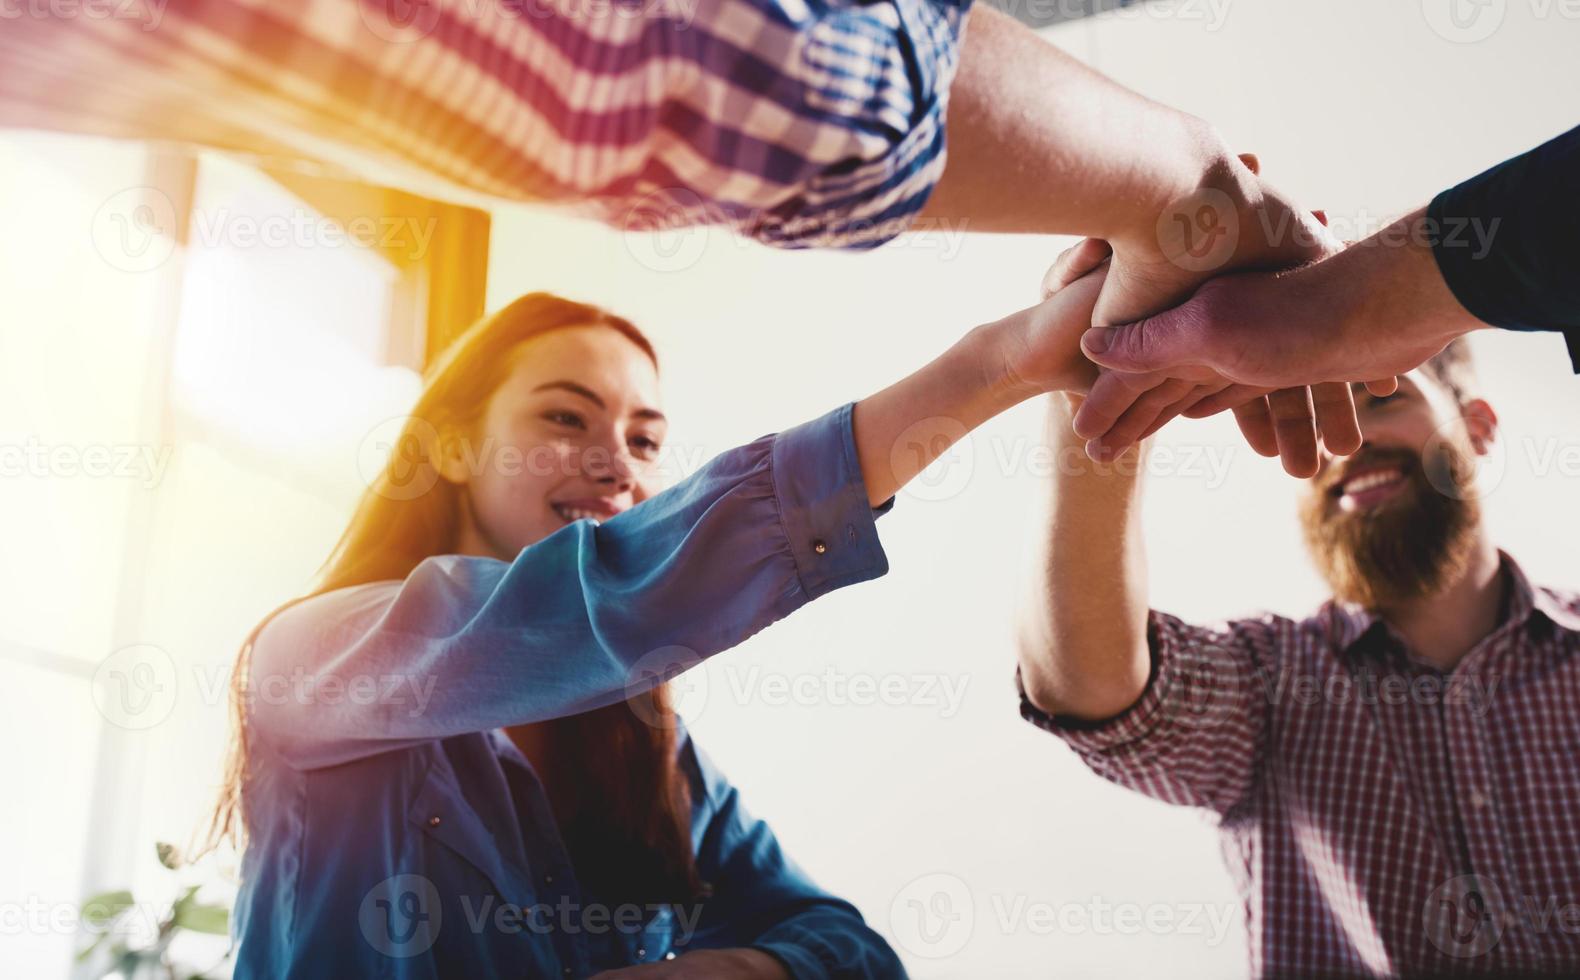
[543,410,585,429]
[630,435,661,457]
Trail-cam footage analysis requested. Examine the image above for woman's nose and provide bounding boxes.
[583,437,636,487]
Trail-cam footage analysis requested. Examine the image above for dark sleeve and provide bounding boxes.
[1427,124,1580,371]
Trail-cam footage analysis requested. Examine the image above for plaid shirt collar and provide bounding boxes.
[1324,550,1580,665]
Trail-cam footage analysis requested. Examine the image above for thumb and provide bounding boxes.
[1080,309,1193,374]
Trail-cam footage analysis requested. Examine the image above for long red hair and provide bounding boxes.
[203,292,703,905]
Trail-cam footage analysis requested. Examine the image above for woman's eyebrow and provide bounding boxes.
[531,380,666,422]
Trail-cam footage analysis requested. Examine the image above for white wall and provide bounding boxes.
[485,1,1580,974]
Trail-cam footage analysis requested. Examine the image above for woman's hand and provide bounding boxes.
[590,948,790,979]
[990,256,1108,399]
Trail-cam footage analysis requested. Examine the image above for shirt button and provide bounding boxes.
[543,874,554,885]
[428,815,442,827]
[636,948,647,958]
[664,951,677,960]
[1470,790,1489,809]
[812,539,828,555]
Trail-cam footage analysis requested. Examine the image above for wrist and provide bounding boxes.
[1109,119,1243,253]
[1340,209,1483,367]
[957,317,1043,415]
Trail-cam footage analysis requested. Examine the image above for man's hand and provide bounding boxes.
[591,948,790,979]
[1073,206,1482,466]
[1045,235,1368,477]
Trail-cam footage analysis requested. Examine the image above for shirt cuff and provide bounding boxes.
[754,941,833,980]
[1426,125,1580,367]
[772,402,893,602]
[1017,613,1194,758]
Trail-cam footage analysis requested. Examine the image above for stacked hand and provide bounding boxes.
[1050,157,1436,477]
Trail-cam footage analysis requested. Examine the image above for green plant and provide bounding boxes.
[77,842,233,980]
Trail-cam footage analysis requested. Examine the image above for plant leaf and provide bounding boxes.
[172,899,230,936]
[80,890,135,927]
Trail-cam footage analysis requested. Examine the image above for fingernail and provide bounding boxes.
[1082,328,1113,355]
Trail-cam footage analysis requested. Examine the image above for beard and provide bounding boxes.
[1298,439,1482,610]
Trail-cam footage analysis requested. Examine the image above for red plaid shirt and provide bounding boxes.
[1021,553,1580,978]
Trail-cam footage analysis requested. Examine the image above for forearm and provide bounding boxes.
[852,319,1032,507]
[922,4,1224,244]
[1343,207,1485,348]
[1018,395,1151,721]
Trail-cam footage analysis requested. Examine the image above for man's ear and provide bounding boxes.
[1461,398,1499,455]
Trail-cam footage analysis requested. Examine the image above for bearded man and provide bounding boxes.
[1016,328,1580,977]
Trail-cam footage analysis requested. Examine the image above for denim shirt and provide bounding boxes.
[231,403,905,979]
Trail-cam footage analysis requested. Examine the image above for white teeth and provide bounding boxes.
[553,505,602,525]
[1343,469,1401,496]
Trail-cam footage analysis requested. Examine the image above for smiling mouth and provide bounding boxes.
[551,502,620,525]
[1333,466,1408,513]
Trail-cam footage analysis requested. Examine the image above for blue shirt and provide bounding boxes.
[233,403,905,979]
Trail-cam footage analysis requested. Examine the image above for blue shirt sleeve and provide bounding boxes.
[681,736,906,979]
[248,403,893,769]
[1428,124,1580,372]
